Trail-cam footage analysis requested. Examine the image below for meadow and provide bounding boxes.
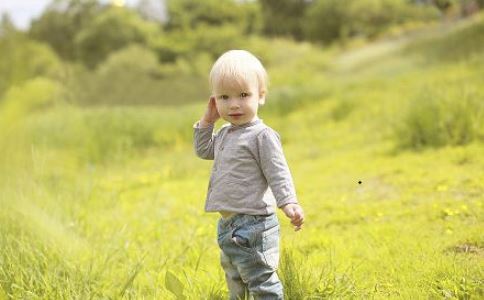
[1,13,483,299]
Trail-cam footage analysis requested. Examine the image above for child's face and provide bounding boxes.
[213,80,265,126]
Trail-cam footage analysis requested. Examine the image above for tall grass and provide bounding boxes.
[395,84,484,150]
[280,248,357,299]
[22,104,202,164]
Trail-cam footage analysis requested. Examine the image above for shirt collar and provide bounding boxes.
[229,118,262,129]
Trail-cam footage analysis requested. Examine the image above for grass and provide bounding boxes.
[1,13,484,299]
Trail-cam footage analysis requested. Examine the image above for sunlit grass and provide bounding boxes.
[1,14,484,299]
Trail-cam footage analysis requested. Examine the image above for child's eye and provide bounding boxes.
[220,95,229,100]
[240,92,249,98]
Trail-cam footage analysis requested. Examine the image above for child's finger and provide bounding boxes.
[292,211,303,222]
[296,210,304,220]
[292,211,304,224]
[292,219,304,227]
[209,96,217,106]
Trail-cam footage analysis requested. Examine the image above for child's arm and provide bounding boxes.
[257,128,305,230]
[193,97,220,160]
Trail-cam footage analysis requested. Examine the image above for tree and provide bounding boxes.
[0,13,17,38]
[303,0,439,45]
[303,0,351,44]
[258,0,310,40]
[165,0,260,34]
[74,6,160,68]
[433,0,456,12]
[29,0,102,61]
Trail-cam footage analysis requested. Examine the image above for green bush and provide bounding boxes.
[395,87,484,150]
[70,45,207,106]
[0,34,62,97]
[152,24,244,63]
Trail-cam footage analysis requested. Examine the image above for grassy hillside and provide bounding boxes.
[1,14,483,299]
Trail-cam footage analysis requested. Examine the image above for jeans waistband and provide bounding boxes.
[218,213,275,229]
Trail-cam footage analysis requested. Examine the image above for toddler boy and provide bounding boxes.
[193,50,304,299]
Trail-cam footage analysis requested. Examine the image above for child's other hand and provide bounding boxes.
[281,203,304,231]
[200,96,220,126]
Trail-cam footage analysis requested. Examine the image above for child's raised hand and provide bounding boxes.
[200,96,220,126]
[281,203,305,231]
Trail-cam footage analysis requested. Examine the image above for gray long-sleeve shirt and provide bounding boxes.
[193,118,298,215]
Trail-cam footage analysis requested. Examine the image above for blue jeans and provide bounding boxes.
[217,214,283,300]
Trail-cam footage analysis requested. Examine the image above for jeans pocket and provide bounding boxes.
[231,225,255,253]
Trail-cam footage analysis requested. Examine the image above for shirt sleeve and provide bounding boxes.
[193,121,216,160]
[257,128,298,208]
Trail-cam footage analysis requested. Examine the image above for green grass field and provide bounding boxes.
[1,14,483,299]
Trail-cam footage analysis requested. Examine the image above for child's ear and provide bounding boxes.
[258,91,266,106]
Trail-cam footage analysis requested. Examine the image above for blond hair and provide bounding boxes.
[209,50,268,97]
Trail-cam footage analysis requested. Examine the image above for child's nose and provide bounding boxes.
[229,99,240,109]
